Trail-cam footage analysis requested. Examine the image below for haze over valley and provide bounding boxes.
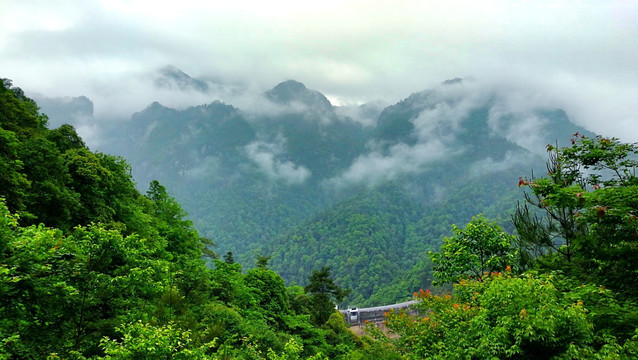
[34,73,593,306]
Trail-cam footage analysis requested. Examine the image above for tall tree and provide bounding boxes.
[305,267,349,326]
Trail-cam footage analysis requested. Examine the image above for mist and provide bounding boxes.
[244,138,312,185]
[2,1,636,145]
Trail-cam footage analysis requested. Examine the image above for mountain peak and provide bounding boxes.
[154,65,209,92]
[265,80,332,110]
[272,79,308,92]
[441,77,464,85]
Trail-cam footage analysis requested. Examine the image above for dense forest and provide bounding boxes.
[3,77,637,358]
[0,78,372,359]
[381,133,638,358]
[86,77,594,307]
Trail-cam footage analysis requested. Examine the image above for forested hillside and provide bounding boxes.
[0,78,378,359]
[380,134,638,359]
[4,76,637,358]
[94,78,592,306]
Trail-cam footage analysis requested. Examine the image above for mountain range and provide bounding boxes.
[36,70,593,306]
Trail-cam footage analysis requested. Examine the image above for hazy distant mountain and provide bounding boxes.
[335,100,388,128]
[72,78,593,306]
[265,80,333,111]
[34,95,94,129]
[154,65,212,93]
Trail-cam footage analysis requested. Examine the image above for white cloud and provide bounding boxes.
[327,139,454,189]
[0,1,637,141]
[487,99,552,156]
[244,139,311,185]
[468,151,535,178]
[407,81,490,141]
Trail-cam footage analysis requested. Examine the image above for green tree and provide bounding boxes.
[305,267,349,326]
[429,215,518,284]
[514,134,638,297]
[19,136,79,229]
[223,251,235,264]
[0,78,48,136]
[256,255,271,268]
[384,271,617,360]
[0,128,30,212]
[63,147,115,224]
[99,321,213,359]
[46,124,85,151]
[0,198,172,357]
[146,180,203,263]
[244,267,290,328]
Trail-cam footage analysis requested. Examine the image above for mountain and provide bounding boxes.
[5,75,635,360]
[1,78,378,359]
[265,80,333,111]
[154,65,212,92]
[33,95,94,128]
[80,78,592,306]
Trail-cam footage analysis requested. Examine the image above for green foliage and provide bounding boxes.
[369,134,638,359]
[4,77,637,359]
[0,78,48,135]
[429,214,519,284]
[256,255,271,268]
[46,123,86,151]
[0,128,30,211]
[244,268,290,327]
[321,312,361,357]
[267,338,304,360]
[385,272,616,359]
[145,180,204,263]
[100,321,214,359]
[305,267,349,326]
[556,278,638,345]
[0,180,344,358]
[223,251,235,264]
[343,332,404,360]
[268,185,430,307]
[515,134,638,297]
[0,199,173,357]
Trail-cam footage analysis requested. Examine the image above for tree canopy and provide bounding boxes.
[429,214,518,284]
[0,78,365,359]
[375,134,638,359]
[514,134,638,298]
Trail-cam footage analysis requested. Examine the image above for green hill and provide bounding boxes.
[93,78,593,306]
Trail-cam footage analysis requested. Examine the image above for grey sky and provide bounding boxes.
[1,0,637,140]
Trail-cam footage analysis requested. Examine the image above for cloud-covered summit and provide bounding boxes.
[266,80,332,108]
[326,79,591,190]
[2,1,636,141]
[154,65,211,93]
[37,76,592,192]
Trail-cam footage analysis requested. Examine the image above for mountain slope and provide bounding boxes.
[97,78,592,305]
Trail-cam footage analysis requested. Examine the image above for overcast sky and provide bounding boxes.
[1,0,637,140]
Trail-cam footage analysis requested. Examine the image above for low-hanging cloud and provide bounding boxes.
[487,109,550,156]
[409,81,490,141]
[468,151,536,179]
[326,139,454,190]
[325,81,485,189]
[244,138,311,185]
